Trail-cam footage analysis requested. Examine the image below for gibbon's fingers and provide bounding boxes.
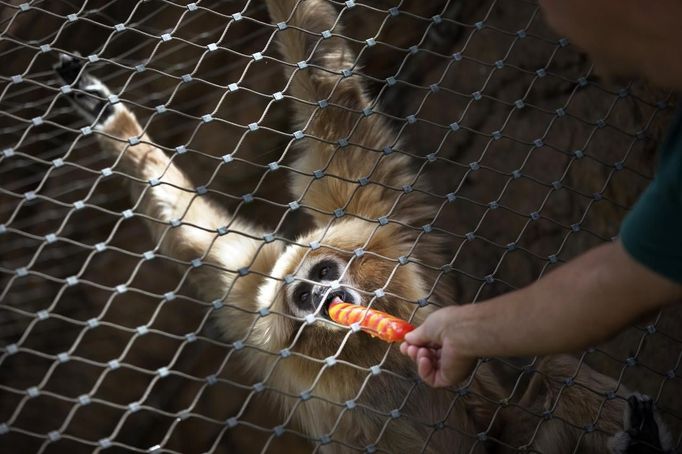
[608,393,673,453]
[54,53,117,125]
[55,53,82,85]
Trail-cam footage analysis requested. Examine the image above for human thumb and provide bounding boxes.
[405,305,457,346]
[404,315,438,346]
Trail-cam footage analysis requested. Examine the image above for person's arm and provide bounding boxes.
[400,240,682,387]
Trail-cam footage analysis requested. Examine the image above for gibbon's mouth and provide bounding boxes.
[321,290,353,318]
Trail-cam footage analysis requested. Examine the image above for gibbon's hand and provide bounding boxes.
[608,393,673,453]
[400,306,476,387]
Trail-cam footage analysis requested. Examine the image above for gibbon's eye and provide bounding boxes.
[318,265,330,279]
[310,259,339,282]
[292,284,314,310]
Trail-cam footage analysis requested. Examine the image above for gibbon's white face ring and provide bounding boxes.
[255,246,361,321]
[300,285,363,320]
[285,255,360,319]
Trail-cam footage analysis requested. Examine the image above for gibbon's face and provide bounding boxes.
[256,220,429,358]
[283,255,362,320]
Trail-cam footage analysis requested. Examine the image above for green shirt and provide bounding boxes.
[620,106,682,283]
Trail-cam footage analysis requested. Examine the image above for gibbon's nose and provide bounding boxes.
[295,285,354,315]
[311,285,327,309]
[309,286,351,311]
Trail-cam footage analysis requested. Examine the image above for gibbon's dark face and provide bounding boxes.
[284,256,361,320]
[255,245,361,351]
[256,222,432,355]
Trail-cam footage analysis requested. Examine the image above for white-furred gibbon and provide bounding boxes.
[54,1,670,452]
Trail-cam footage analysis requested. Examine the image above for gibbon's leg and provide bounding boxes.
[265,0,435,228]
[54,55,280,337]
[608,393,673,454]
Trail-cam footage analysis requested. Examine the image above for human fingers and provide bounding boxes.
[404,306,457,346]
[403,324,431,346]
[400,343,420,361]
[438,343,476,387]
[404,317,440,346]
[417,353,436,387]
[401,341,439,364]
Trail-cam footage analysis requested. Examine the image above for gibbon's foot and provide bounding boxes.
[54,53,116,125]
[609,393,674,454]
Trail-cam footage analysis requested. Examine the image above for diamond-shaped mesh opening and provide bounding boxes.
[1,1,680,453]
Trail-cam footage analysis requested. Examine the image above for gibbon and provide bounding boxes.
[54,1,669,452]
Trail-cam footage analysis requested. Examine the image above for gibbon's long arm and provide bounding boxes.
[55,56,276,320]
[266,0,435,227]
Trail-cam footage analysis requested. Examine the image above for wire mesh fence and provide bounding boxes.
[0,0,680,453]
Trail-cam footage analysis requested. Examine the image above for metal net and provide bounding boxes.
[0,0,680,453]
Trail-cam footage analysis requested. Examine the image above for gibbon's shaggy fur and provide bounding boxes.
[53,1,663,452]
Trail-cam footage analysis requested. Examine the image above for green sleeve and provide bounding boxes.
[620,159,682,283]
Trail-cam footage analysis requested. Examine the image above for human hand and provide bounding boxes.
[399,306,476,388]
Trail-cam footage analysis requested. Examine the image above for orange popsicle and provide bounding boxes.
[328,298,415,343]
